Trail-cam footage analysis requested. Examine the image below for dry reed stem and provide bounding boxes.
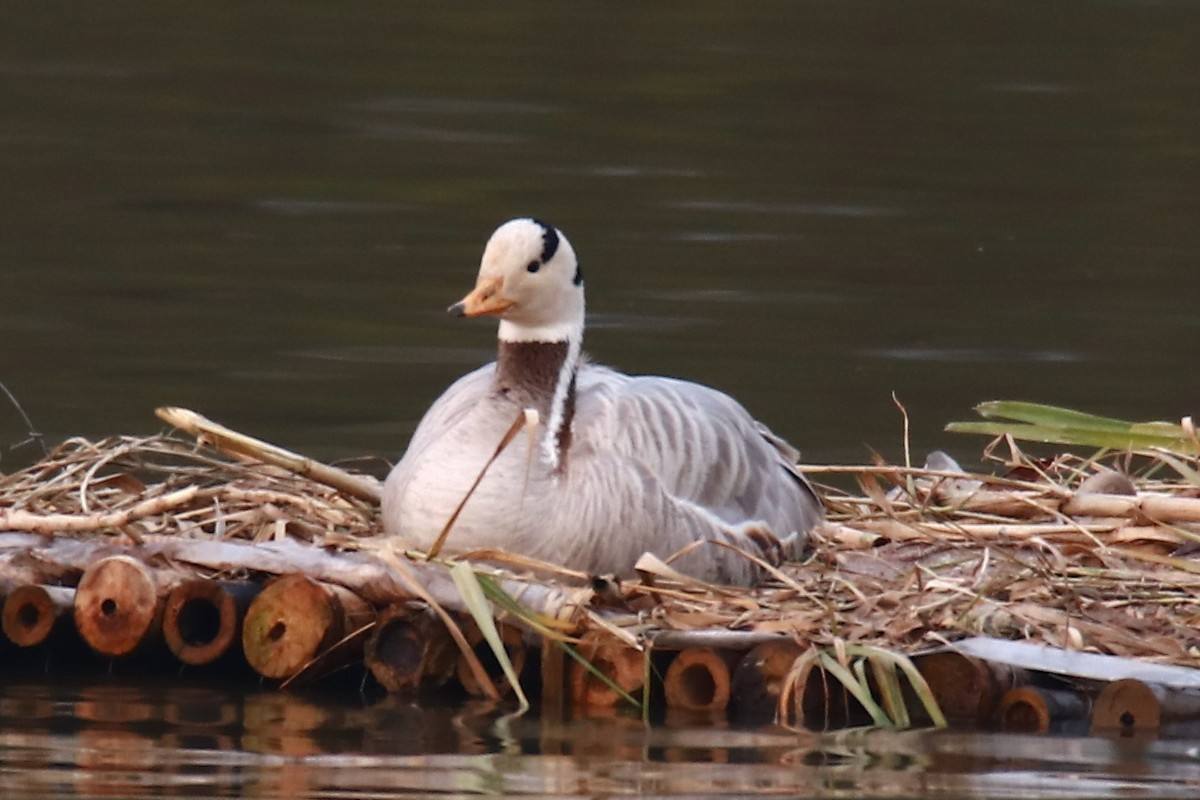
[155,407,382,503]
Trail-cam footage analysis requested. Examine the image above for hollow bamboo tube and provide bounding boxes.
[1090,678,1200,731]
[730,640,803,723]
[241,574,374,680]
[912,651,1018,723]
[365,603,457,693]
[663,647,740,714]
[2,584,75,647]
[162,579,260,666]
[996,686,1088,733]
[454,618,529,697]
[73,555,175,657]
[797,665,874,731]
[569,633,645,709]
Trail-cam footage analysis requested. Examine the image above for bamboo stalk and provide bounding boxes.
[2,584,75,647]
[365,603,457,693]
[1090,678,1200,731]
[663,647,740,714]
[919,486,1200,524]
[912,651,1019,723]
[996,686,1089,733]
[569,633,645,709]
[648,629,792,651]
[148,537,586,627]
[1062,492,1200,523]
[155,407,381,504]
[730,640,803,724]
[162,579,260,666]
[241,574,375,680]
[73,555,182,657]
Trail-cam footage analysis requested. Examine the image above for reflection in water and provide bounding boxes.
[1,681,1200,798]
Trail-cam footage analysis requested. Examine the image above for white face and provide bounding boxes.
[452,218,585,343]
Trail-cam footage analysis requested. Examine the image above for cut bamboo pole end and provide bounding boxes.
[569,633,645,709]
[365,603,457,693]
[663,647,739,714]
[1090,678,1200,732]
[730,640,803,723]
[162,579,260,666]
[74,555,169,657]
[2,584,75,647]
[996,686,1089,733]
[155,406,382,504]
[913,651,1018,723]
[241,574,374,680]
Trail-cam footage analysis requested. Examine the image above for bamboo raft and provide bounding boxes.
[2,406,1200,736]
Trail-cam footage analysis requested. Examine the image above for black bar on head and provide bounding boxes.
[531,218,559,264]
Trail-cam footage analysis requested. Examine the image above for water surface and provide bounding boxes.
[2,1,1199,796]
[3,680,1200,799]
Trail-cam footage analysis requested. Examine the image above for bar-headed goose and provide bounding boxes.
[382,218,822,586]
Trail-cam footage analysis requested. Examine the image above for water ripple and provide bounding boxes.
[864,347,1086,364]
[672,200,904,218]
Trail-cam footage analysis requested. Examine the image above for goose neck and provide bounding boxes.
[493,336,580,470]
[495,339,576,404]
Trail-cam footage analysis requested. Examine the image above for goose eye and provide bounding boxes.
[526,260,541,273]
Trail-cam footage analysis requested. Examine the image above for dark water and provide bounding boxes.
[3,1,1200,796]
[3,680,1200,799]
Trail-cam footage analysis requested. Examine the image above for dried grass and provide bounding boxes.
[0,434,380,544]
[619,444,1200,668]
[3,424,1200,671]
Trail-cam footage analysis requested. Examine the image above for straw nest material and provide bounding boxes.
[0,434,381,545]
[3,413,1200,669]
[633,443,1200,667]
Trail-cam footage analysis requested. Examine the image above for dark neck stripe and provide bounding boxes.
[495,340,570,407]
[494,338,578,470]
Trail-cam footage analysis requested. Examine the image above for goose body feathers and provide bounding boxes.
[382,219,821,586]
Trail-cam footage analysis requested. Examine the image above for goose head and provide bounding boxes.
[449,218,583,343]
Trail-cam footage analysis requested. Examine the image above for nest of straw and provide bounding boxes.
[613,442,1200,667]
[0,435,381,545]
[3,421,1200,669]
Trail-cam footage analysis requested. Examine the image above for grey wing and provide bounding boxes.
[752,420,823,519]
[568,371,822,580]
